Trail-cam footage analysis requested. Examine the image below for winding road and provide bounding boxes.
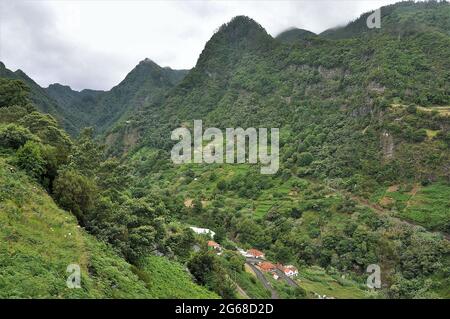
[245,261,279,299]
[274,269,299,288]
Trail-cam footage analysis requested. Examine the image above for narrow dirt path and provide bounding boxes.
[405,184,420,209]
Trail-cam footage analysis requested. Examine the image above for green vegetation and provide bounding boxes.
[369,182,450,232]
[297,266,373,299]
[0,60,187,136]
[0,159,215,298]
[1,1,449,299]
[0,78,217,299]
[401,183,450,231]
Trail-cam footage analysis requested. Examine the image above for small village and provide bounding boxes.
[190,226,311,299]
[192,226,298,279]
[190,226,338,299]
[208,239,299,276]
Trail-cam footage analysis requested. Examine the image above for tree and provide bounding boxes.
[412,129,427,142]
[15,141,46,179]
[188,251,217,285]
[290,206,303,219]
[18,112,72,160]
[192,198,203,214]
[0,79,30,108]
[188,251,236,298]
[165,226,195,260]
[0,124,38,149]
[68,127,104,177]
[126,225,156,264]
[53,169,98,226]
[298,152,314,166]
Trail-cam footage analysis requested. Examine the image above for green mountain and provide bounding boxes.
[0,158,216,298]
[0,62,80,135]
[0,77,218,299]
[1,1,449,299]
[321,0,450,39]
[0,59,188,136]
[276,28,317,43]
[45,84,104,134]
[46,58,188,135]
[109,4,449,298]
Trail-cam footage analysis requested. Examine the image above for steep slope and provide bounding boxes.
[113,4,450,298]
[45,83,104,135]
[107,16,282,153]
[0,59,188,137]
[0,62,79,135]
[120,6,449,160]
[46,59,188,135]
[2,1,449,299]
[321,1,450,39]
[0,158,217,298]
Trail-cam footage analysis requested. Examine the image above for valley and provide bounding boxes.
[0,1,449,300]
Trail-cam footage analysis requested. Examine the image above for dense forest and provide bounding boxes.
[0,1,449,299]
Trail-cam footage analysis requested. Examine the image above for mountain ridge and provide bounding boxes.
[0,59,189,136]
[1,0,450,299]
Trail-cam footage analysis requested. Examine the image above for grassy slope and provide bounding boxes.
[370,182,450,232]
[0,159,217,299]
[296,266,374,299]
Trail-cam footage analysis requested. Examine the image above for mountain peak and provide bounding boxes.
[14,69,28,77]
[139,57,158,66]
[47,83,75,92]
[195,16,273,71]
[215,15,270,42]
[132,58,159,71]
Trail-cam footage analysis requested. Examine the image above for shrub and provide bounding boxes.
[412,129,427,142]
[0,78,30,108]
[298,152,314,166]
[406,104,417,114]
[53,169,98,226]
[15,141,46,179]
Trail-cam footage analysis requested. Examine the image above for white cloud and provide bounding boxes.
[0,0,398,91]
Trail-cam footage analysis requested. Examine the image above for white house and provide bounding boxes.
[189,226,216,239]
[282,265,299,277]
[237,247,253,258]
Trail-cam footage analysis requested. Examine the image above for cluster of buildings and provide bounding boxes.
[237,247,298,278]
[258,261,299,278]
[192,226,299,279]
[238,248,265,259]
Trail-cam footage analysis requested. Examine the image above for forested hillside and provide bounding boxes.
[46,58,188,136]
[107,1,450,298]
[0,78,216,299]
[276,28,317,43]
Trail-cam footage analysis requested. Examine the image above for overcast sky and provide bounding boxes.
[0,0,399,91]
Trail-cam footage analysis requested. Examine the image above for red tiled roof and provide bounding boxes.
[248,249,264,257]
[208,240,220,247]
[259,262,276,271]
[277,263,298,274]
